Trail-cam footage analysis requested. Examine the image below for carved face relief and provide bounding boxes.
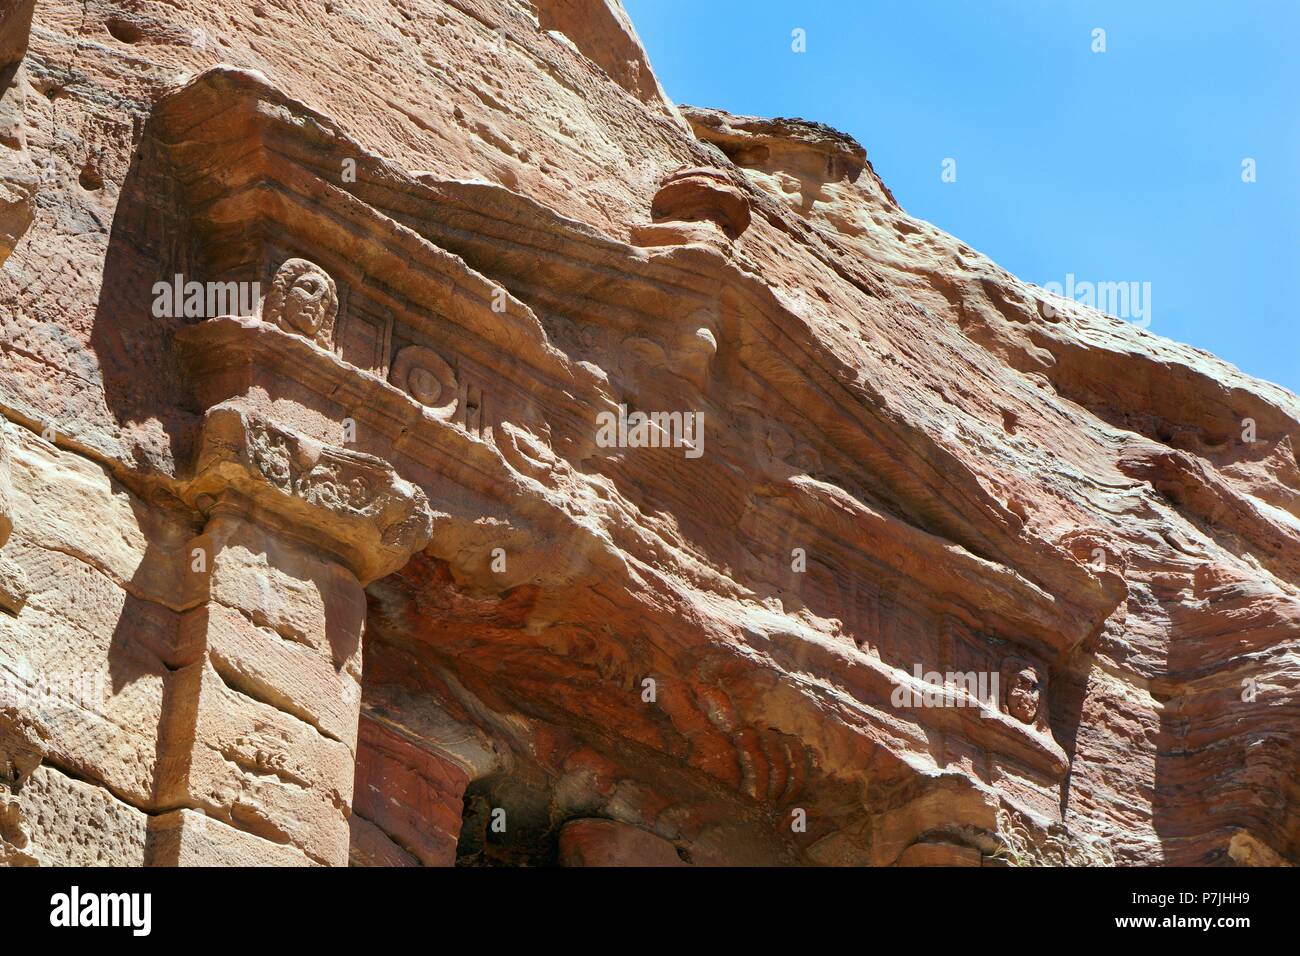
[263,258,338,349]
[391,345,458,420]
[1001,657,1043,725]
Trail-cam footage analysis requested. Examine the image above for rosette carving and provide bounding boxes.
[391,345,458,420]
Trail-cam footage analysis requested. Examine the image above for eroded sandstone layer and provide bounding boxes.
[0,0,1296,867]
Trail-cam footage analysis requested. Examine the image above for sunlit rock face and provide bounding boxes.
[0,0,1296,868]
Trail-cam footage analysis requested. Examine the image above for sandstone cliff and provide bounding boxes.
[0,0,1296,867]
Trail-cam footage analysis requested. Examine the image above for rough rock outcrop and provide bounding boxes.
[0,0,38,263]
[0,0,1296,867]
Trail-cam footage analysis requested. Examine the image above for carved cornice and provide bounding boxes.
[173,314,494,471]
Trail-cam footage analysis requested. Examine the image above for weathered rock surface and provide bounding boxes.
[0,0,1296,867]
[558,818,690,866]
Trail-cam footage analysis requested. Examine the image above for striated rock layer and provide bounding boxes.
[0,0,1296,867]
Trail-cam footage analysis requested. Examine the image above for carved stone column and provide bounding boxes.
[157,404,431,865]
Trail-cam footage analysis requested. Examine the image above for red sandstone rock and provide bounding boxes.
[352,717,468,867]
[558,819,690,867]
[0,0,1295,869]
[894,842,982,867]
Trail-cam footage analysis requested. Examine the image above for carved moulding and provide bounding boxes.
[390,345,458,420]
[172,316,499,503]
[261,258,339,349]
[183,404,433,584]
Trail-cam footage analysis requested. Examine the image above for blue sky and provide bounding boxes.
[624,0,1300,394]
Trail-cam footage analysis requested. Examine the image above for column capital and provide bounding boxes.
[183,403,432,584]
